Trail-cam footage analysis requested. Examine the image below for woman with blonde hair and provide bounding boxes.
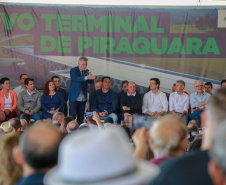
[0,133,22,185]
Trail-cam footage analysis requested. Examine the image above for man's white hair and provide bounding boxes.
[150,114,187,157]
[194,80,204,86]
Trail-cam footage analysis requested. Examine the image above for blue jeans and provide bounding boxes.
[20,112,41,122]
[190,110,202,128]
[69,100,86,125]
[101,113,118,124]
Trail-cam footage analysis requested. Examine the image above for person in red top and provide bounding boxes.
[0,77,17,122]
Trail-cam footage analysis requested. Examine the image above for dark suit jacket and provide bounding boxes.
[68,66,94,102]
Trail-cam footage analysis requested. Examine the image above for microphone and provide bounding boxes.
[85,69,89,76]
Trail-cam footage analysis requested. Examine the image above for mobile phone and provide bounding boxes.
[85,112,93,118]
[131,115,154,129]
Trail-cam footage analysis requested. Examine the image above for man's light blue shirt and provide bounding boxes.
[190,91,211,111]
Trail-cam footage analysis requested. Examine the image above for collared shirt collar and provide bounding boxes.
[150,90,160,94]
[195,91,205,96]
[127,91,136,96]
[78,67,84,72]
[175,91,184,95]
[27,89,33,96]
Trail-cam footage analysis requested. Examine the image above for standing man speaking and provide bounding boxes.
[68,57,95,125]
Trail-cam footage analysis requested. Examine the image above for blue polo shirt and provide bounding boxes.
[91,89,118,114]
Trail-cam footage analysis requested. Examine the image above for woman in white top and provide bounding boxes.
[0,77,17,122]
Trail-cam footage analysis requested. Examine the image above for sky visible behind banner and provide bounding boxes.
[0,4,225,91]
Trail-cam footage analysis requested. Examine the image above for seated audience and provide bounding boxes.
[92,76,118,124]
[142,78,168,121]
[104,116,113,123]
[13,74,28,96]
[0,121,16,135]
[205,82,213,95]
[18,78,41,122]
[118,80,129,102]
[9,118,22,133]
[120,81,142,121]
[51,76,68,116]
[187,120,199,142]
[0,77,17,121]
[133,114,187,165]
[66,121,79,134]
[20,113,31,125]
[190,80,211,128]
[147,88,226,185]
[86,116,99,131]
[169,80,189,123]
[0,134,22,185]
[78,123,90,132]
[208,123,226,185]
[117,80,129,120]
[44,128,159,185]
[41,80,65,120]
[20,119,28,133]
[52,112,65,127]
[221,79,226,88]
[187,136,202,152]
[59,116,74,135]
[13,124,64,185]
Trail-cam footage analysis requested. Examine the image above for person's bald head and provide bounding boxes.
[9,118,22,133]
[67,121,79,133]
[19,124,63,171]
[20,119,28,131]
[52,112,65,124]
[150,114,187,157]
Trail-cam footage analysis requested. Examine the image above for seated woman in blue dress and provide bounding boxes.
[41,80,65,120]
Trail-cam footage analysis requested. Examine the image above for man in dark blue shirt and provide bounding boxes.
[120,81,142,115]
[91,76,118,124]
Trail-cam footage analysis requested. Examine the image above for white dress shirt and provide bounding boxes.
[169,92,189,113]
[142,90,168,113]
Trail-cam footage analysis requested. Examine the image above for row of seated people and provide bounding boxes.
[0,76,67,123]
[0,87,226,185]
[1,74,226,126]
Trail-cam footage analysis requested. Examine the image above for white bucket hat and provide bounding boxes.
[44,128,159,185]
[0,121,15,135]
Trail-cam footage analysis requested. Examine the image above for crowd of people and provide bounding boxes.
[0,57,226,185]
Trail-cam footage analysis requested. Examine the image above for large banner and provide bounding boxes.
[0,4,225,93]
